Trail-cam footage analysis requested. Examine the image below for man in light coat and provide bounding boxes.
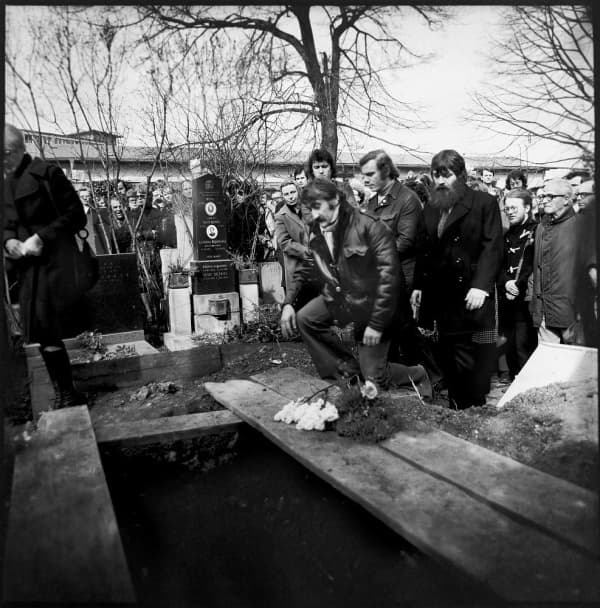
[274,180,310,295]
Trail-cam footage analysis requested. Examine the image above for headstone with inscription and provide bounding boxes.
[190,174,240,335]
[75,253,144,335]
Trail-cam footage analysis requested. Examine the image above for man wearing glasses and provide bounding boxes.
[497,189,538,379]
[530,179,579,343]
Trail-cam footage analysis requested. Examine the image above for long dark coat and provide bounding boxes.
[366,180,421,289]
[3,155,86,343]
[413,187,504,334]
[530,207,579,329]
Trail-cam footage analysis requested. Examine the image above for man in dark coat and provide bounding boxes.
[411,149,503,408]
[497,188,538,378]
[79,187,109,255]
[280,178,430,393]
[360,149,443,385]
[530,179,579,343]
[361,149,421,290]
[3,124,87,407]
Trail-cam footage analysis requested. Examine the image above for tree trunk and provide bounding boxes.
[320,113,339,163]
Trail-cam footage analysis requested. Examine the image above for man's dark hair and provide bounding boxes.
[306,148,337,179]
[358,149,399,180]
[505,169,528,190]
[301,177,340,209]
[505,188,532,208]
[482,167,494,175]
[293,166,306,179]
[431,149,467,180]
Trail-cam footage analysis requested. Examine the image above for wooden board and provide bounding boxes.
[72,345,223,390]
[205,378,600,602]
[252,368,598,559]
[94,410,242,447]
[3,406,135,604]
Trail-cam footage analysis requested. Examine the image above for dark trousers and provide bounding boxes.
[502,303,537,378]
[296,296,418,389]
[437,332,496,408]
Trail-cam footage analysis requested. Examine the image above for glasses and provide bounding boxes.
[503,206,520,214]
[541,193,565,201]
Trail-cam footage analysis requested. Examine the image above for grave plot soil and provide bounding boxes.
[87,341,598,491]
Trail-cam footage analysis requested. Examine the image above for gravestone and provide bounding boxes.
[259,261,285,304]
[59,253,143,338]
[82,253,144,334]
[191,175,236,295]
[189,174,240,335]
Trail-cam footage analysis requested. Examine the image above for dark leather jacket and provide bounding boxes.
[285,201,400,332]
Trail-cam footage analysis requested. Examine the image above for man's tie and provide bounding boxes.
[437,209,449,238]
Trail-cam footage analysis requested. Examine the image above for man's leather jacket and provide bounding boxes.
[284,201,400,332]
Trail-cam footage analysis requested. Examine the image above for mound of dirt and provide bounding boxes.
[72,342,599,491]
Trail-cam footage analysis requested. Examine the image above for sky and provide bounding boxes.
[5,5,587,167]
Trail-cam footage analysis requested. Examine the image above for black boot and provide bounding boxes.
[40,346,87,409]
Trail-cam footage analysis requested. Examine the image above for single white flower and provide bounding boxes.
[360,380,378,400]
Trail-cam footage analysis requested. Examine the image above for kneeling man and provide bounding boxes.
[280,178,430,394]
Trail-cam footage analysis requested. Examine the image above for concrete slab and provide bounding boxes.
[168,287,193,335]
[163,333,199,351]
[497,343,597,408]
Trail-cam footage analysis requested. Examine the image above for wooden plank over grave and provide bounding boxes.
[72,345,223,390]
[205,377,600,603]
[252,368,599,559]
[94,410,242,448]
[3,406,135,605]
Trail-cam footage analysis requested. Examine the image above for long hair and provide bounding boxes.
[430,149,467,180]
[306,148,337,179]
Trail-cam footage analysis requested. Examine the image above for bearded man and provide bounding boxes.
[411,149,503,409]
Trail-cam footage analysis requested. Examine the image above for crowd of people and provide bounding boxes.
[275,147,596,408]
[3,120,596,410]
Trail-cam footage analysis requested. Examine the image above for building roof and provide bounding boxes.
[22,127,556,173]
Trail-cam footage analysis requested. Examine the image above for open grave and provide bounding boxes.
[4,341,598,606]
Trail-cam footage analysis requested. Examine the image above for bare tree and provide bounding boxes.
[136,5,446,160]
[471,5,594,167]
[5,6,134,253]
[135,29,286,259]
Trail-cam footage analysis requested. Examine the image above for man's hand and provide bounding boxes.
[280,304,297,339]
[505,279,519,301]
[465,287,487,310]
[4,238,25,259]
[589,267,597,289]
[22,234,43,257]
[362,326,382,346]
[410,289,421,320]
